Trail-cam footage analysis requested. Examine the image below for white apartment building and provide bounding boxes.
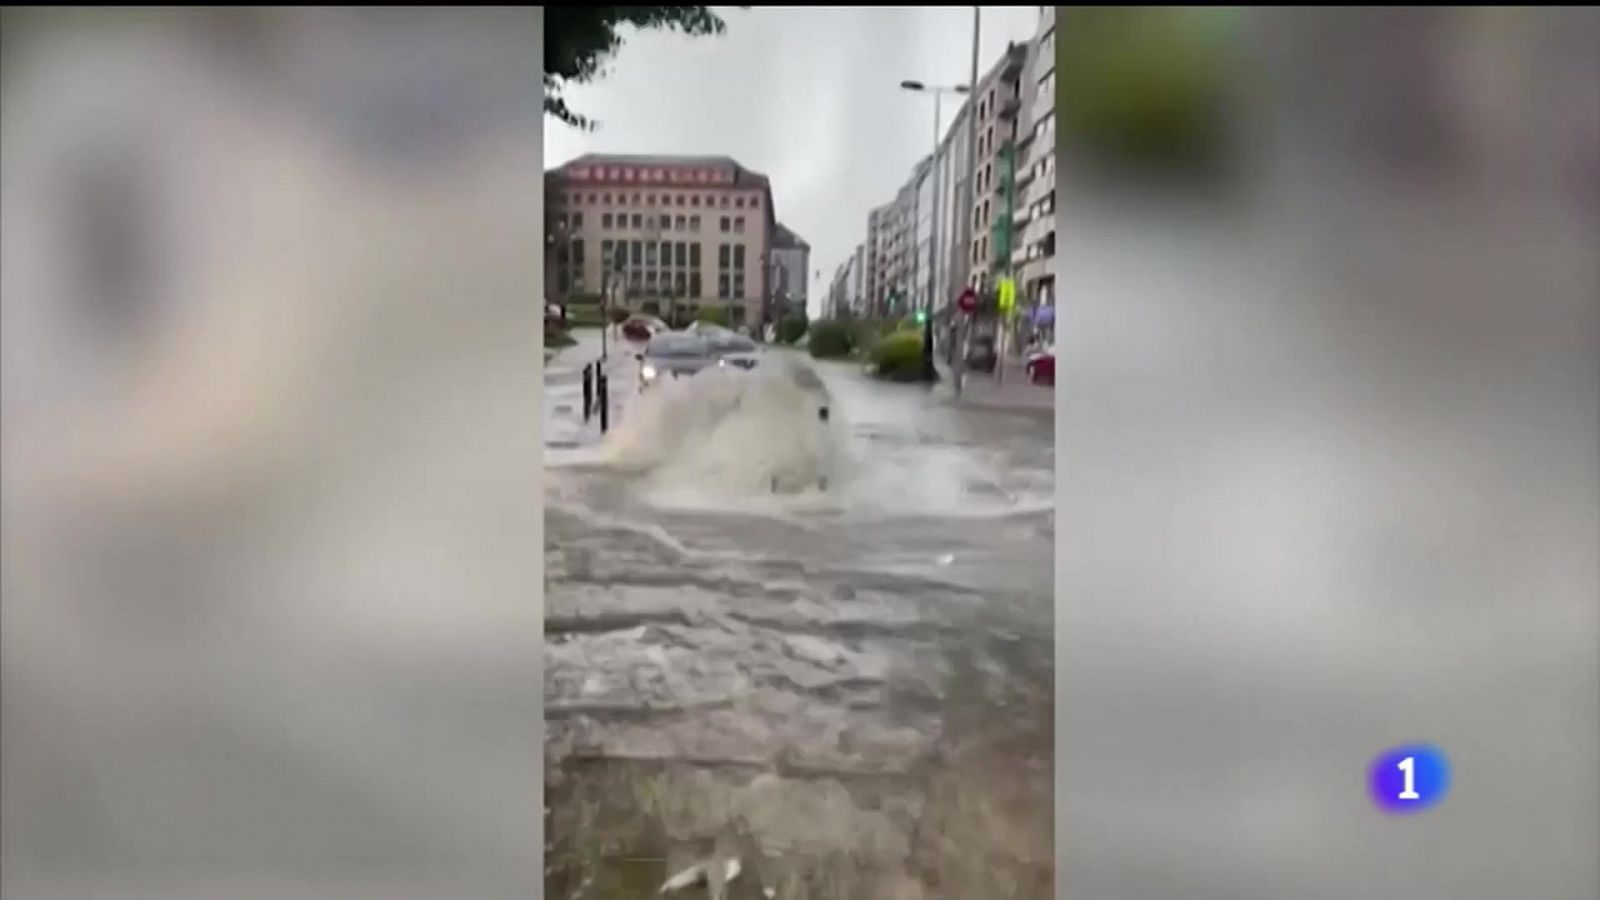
[1014,6,1057,313]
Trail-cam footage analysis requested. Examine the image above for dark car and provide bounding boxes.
[637,333,715,389]
[965,335,997,374]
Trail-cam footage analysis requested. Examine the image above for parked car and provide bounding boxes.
[636,333,715,389]
[1024,344,1055,386]
[964,335,997,374]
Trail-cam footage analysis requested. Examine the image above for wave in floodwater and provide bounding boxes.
[573,362,1051,519]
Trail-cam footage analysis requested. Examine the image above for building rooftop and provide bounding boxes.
[772,222,809,251]
[548,152,772,191]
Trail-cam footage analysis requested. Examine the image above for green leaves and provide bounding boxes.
[545,7,730,130]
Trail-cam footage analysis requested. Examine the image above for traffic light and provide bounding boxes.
[914,310,927,325]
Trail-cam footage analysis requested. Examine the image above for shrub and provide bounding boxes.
[807,320,856,359]
[870,329,932,382]
[567,307,607,328]
[695,304,732,327]
[776,314,808,345]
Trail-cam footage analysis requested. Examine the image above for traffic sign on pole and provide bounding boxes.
[957,287,977,314]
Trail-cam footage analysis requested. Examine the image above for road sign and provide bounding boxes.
[957,287,976,314]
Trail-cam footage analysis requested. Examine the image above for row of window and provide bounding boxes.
[556,268,752,300]
[594,213,749,235]
[597,240,752,271]
[561,191,760,211]
[553,212,752,236]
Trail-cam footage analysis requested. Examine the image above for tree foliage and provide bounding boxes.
[545,7,729,130]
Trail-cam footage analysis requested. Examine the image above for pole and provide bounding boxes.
[922,91,941,382]
[954,6,980,397]
[600,261,610,362]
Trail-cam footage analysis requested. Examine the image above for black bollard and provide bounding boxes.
[582,363,593,422]
[597,370,609,434]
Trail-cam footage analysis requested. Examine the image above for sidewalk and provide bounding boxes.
[934,355,1054,414]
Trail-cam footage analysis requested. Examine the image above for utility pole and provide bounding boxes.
[954,6,980,397]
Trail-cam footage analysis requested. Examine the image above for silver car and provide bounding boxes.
[705,332,762,371]
[637,333,715,389]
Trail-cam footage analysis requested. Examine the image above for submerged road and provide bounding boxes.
[544,330,1055,899]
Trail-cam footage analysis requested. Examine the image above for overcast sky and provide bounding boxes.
[546,6,1043,317]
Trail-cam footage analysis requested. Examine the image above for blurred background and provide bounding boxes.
[1054,7,1599,900]
[2,8,545,898]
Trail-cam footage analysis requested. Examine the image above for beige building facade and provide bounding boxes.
[545,153,776,327]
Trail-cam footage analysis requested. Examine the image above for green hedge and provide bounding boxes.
[807,320,856,359]
[776,314,808,345]
[695,305,732,327]
[870,329,932,382]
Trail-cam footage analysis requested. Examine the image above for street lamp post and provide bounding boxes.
[900,79,969,383]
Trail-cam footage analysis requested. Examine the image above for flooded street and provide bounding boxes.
[544,330,1054,898]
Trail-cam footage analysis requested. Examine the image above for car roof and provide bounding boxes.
[646,333,710,354]
[707,333,757,352]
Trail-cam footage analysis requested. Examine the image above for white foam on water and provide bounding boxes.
[586,359,1050,520]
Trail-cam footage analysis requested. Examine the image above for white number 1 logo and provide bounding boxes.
[1397,756,1420,800]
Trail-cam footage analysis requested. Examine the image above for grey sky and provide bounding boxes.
[546,6,1042,317]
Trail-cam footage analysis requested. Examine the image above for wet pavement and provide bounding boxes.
[544,330,1054,899]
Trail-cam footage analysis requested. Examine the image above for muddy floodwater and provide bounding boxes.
[544,333,1053,899]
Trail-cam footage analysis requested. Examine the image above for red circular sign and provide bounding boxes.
[957,288,977,313]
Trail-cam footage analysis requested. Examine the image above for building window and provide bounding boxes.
[733,245,746,269]
[629,270,641,289]
[675,195,686,207]
[734,216,745,234]
[631,193,641,205]
[690,272,701,297]
[645,243,658,265]
[646,271,657,291]
[660,214,673,230]
[572,240,584,265]
[631,213,642,229]
[630,241,642,266]
[718,244,730,268]
[602,193,611,204]
[601,239,614,266]
[735,197,744,209]
[733,275,744,297]
[750,196,760,209]
[674,243,687,267]
[690,244,701,267]
[690,215,701,232]
[718,274,729,298]
[720,216,730,233]
[602,213,613,229]
[674,272,687,295]
[691,195,701,207]
[675,215,686,230]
